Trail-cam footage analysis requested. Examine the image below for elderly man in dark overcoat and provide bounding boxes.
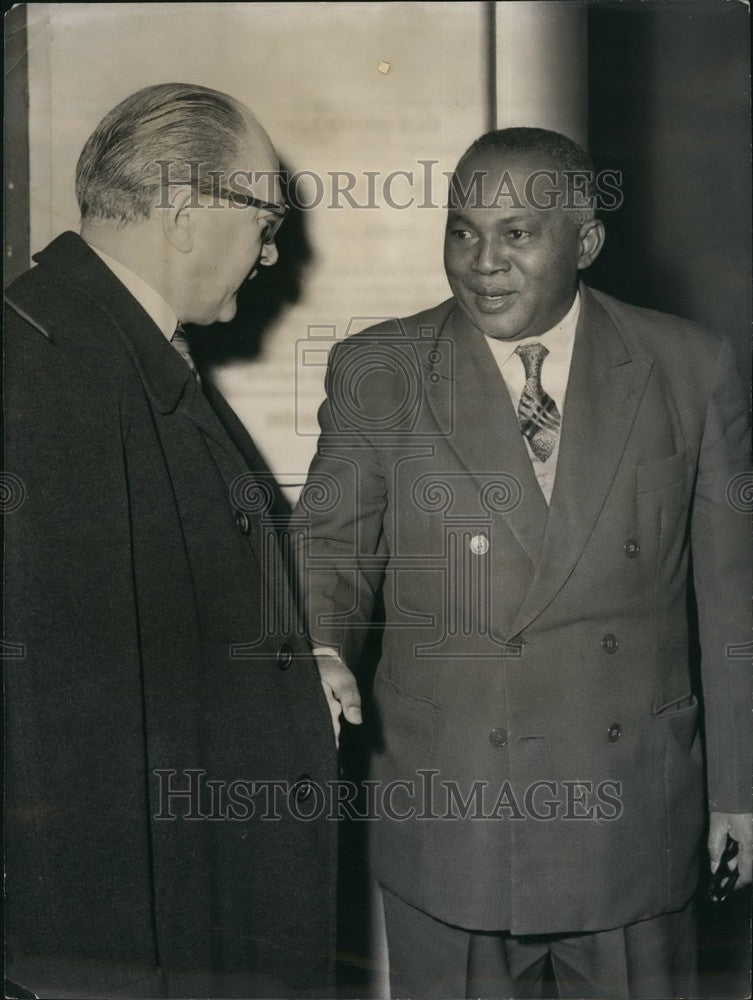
[4,83,336,999]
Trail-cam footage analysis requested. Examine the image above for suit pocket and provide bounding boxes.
[373,675,441,778]
[652,694,698,751]
[653,694,704,900]
[636,448,691,493]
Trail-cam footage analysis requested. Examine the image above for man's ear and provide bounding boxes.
[160,187,195,254]
[576,218,605,270]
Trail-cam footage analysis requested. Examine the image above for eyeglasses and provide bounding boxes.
[217,189,288,244]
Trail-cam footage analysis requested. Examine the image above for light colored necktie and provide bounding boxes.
[514,342,560,462]
[171,324,200,382]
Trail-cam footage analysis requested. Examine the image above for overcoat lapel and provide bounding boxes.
[422,305,549,567]
[32,233,246,459]
[507,285,653,638]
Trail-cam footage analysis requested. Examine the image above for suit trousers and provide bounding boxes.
[381,886,696,999]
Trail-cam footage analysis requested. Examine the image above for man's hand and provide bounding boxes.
[313,648,362,747]
[708,812,753,887]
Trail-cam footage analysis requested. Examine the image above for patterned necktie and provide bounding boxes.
[171,324,200,382]
[514,342,560,462]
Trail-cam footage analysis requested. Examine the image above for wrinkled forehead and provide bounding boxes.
[450,149,571,213]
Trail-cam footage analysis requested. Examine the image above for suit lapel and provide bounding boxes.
[423,305,549,567]
[507,285,653,638]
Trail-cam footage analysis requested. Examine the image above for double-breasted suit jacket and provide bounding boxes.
[299,284,751,936]
[4,233,337,998]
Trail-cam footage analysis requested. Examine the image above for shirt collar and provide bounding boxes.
[85,242,178,341]
[484,291,581,367]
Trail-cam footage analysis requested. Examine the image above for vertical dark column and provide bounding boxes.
[4,4,30,286]
[587,0,751,376]
[588,5,751,998]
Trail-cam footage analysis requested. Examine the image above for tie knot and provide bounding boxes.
[171,324,200,380]
[515,342,549,380]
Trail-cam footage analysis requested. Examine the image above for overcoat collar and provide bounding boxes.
[29,232,239,453]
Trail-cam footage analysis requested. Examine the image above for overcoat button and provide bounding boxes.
[294,775,314,803]
[235,510,251,535]
[607,723,623,742]
[624,538,640,558]
[470,533,489,556]
[428,349,442,364]
[601,633,618,654]
[276,643,294,670]
[489,727,508,748]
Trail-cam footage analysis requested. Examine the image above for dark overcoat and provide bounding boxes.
[4,232,337,998]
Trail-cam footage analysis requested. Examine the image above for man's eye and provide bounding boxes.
[508,229,530,241]
[450,228,476,241]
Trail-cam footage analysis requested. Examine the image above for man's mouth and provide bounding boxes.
[472,290,517,313]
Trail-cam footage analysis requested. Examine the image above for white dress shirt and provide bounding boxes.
[484,292,580,504]
[87,243,178,341]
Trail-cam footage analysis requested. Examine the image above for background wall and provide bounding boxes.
[25,1,489,495]
[21,1,589,499]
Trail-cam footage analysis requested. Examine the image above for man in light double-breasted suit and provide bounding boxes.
[297,128,751,998]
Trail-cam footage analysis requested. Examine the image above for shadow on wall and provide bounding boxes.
[187,159,314,369]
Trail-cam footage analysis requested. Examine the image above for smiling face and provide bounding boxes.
[183,118,284,325]
[444,150,602,340]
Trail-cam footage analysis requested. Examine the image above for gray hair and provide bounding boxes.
[76,82,251,223]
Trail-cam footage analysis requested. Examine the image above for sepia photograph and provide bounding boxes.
[3,2,751,998]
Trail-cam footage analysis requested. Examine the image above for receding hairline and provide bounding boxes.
[75,83,277,223]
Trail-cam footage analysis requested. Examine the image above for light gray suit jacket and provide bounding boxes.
[297,284,751,934]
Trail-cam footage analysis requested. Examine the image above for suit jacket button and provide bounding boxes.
[601,633,618,654]
[489,727,508,748]
[276,643,294,670]
[624,538,640,558]
[235,509,251,535]
[470,533,489,556]
[607,723,623,742]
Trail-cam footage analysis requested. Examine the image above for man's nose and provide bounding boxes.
[260,241,279,267]
[472,238,509,274]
